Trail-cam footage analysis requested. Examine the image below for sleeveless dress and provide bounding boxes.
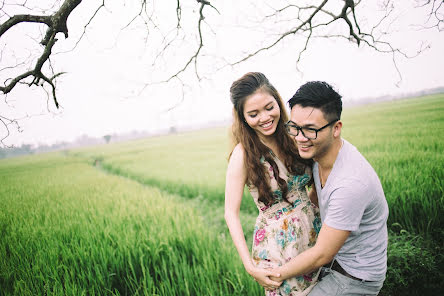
[249,152,322,296]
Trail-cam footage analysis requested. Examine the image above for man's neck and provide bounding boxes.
[316,138,343,171]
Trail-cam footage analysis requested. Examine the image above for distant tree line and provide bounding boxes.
[0,129,158,159]
[0,142,67,159]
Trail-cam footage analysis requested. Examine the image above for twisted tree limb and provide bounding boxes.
[0,0,83,108]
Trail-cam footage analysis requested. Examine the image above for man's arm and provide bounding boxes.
[271,224,350,281]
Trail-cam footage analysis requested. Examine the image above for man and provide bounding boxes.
[270,81,389,295]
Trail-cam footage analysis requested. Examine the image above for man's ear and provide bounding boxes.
[333,121,342,138]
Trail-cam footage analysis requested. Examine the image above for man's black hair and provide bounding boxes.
[288,81,342,122]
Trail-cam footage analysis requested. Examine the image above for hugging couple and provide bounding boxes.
[225,72,388,296]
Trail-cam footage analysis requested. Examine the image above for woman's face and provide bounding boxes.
[243,90,281,139]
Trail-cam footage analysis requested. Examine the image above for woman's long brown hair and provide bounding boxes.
[229,72,312,206]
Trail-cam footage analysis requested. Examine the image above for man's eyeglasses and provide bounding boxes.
[285,119,338,140]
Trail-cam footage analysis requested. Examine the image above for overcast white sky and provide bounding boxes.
[1,0,443,146]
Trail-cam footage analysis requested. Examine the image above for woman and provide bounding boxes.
[224,72,321,296]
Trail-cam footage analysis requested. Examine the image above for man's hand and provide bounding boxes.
[248,267,283,290]
[268,269,281,283]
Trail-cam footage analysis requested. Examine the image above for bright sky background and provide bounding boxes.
[1,0,443,146]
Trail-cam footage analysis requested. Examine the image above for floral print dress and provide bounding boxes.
[249,153,321,296]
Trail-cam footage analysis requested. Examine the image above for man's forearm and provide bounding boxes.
[272,245,329,281]
[271,224,349,281]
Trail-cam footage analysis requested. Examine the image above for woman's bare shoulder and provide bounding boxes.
[229,143,246,166]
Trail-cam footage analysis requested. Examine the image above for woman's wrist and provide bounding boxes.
[244,262,255,275]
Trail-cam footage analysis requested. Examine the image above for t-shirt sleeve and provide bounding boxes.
[323,180,371,232]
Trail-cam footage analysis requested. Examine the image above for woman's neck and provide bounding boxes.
[259,134,275,149]
[259,136,283,160]
[258,132,276,146]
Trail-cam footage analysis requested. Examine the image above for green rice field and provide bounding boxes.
[1,94,443,295]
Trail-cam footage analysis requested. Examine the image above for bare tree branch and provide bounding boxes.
[0,14,51,37]
[161,0,219,83]
[58,0,106,53]
[416,0,444,30]
[0,0,83,108]
[0,114,20,147]
[230,0,330,66]
[176,0,182,28]
[227,0,437,87]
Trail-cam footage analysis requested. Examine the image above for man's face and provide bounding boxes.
[289,104,336,161]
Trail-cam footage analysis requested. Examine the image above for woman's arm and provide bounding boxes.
[224,144,282,290]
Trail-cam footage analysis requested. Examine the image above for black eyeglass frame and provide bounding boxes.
[285,119,339,140]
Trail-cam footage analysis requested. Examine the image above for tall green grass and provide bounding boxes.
[0,154,262,295]
[73,127,257,215]
[341,94,444,242]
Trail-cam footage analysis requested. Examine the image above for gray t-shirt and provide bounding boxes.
[313,139,388,281]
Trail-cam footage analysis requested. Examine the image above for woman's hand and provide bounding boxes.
[248,267,283,290]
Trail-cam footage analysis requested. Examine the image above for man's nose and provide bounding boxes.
[295,130,309,141]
